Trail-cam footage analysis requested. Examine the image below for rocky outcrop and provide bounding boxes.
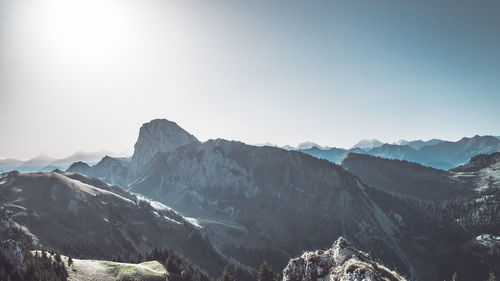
[282,237,406,281]
[129,119,199,179]
[0,239,24,270]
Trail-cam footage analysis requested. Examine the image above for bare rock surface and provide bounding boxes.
[283,237,406,281]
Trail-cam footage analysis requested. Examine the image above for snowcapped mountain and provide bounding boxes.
[296,141,330,150]
[351,139,384,150]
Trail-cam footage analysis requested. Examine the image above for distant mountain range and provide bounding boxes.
[0,150,126,173]
[298,135,500,169]
[4,136,499,173]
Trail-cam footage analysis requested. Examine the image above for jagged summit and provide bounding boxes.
[283,237,406,281]
[129,119,199,177]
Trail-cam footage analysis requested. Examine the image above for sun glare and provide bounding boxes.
[37,0,139,66]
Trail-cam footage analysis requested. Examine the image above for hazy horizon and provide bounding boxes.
[1,129,498,161]
[1,0,499,160]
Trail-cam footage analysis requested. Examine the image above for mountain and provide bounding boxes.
[394,139,443,150]
[129,119,199,180]
[0,170,236,277]
[64,119,499,280]
[0,158,24,173]
[340,153,473,201]
[0,150,124,173]
[351,139,384,150]
[299,135,500,170]
[66,161,91,173]
[128,138,438,279]
[283,237,406,281]
[451,152,500,173]
[67,156,130,187]
[113,121,455,280]
[43,150,120,170]
[296,142,330,150]
[418,135,500,168]
[17,154,56,172]
[436,152,500,281]
[298,147,365,163]
[342,151,500,280]
[365,144,420,161]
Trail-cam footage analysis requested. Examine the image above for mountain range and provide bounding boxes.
[298,135,500,169]
[0,150,125,173]
[1,119,499,281]
[0,169,251,279]
[58,119,498,280]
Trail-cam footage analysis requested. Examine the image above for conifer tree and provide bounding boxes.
[218,266,236,281]
[258,261,278,281]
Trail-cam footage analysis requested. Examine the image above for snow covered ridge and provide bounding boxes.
[283,237,406,281]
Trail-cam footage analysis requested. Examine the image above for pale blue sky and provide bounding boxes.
[1,0,499,159]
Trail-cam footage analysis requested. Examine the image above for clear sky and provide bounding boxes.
[1,0,499,160]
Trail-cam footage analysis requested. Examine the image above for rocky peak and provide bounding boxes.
[129,119,199,177]
[282,237,406,281]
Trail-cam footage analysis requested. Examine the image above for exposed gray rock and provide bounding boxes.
[129,119,199,179]
[0,239,24,269]
[282,237,406,281]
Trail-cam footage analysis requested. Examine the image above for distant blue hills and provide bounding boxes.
[295,135,500,170]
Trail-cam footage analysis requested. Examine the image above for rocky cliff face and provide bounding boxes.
[282,237,406,281]
[128,139,447,279]
[129,119,199,179]
[0,239,24,270]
